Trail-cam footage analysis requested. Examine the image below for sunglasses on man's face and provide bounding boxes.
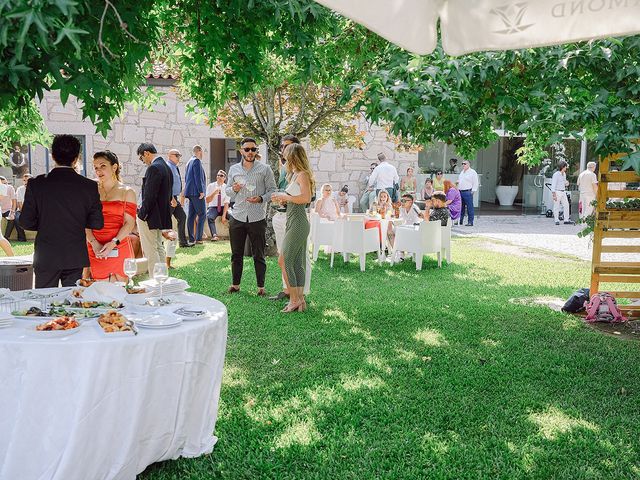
[243,147,257,153]
[217,174,226,178]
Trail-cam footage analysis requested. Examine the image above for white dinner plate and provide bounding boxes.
[12,315,56,321]
[134,315,182,329]
[25,322,82,337]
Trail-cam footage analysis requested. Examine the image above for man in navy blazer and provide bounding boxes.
[21,135,104,287]
[136,143,173,270]
[184,145,207,244]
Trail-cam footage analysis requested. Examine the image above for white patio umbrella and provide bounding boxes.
[315,0,640,55]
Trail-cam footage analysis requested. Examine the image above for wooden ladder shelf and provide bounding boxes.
[590,155,640,317]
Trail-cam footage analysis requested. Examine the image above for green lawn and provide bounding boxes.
[13,238,640,478]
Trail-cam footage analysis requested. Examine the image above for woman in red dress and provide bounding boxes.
[85,151,137,281]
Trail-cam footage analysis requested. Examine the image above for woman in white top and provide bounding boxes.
[0,183,14,256]
[205,170,230,241]
[315,184,340,220]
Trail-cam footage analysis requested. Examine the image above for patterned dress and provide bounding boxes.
[282,174,310,288]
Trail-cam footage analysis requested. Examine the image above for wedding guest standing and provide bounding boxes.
[270,134,312,302]
[552,160,572,225]
[166,149,191,248]
[0,182,14,256]
[184,145,207,244]
[271,143,315,313]
[4,173,30,242]
[226,137,276,296]
[136,143,173,270]
[457,160,479,226]
[21,135,103,287]
[85,151,137,281]
[205,170,229,241]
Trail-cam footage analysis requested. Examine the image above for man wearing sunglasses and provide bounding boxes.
[457,160,479,226]
[226,137,276,295]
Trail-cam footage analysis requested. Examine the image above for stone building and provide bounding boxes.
[27,83,418,205]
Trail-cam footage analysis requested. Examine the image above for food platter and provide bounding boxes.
[26,317,83,337]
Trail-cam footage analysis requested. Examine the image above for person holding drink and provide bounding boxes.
[226,137,276,296]
[271,143,315,313]
[85,151,137,282]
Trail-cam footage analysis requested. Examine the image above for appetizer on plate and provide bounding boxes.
[70,300,123,309]
[125,285,146,294]
[77,278,96,287]
[98,310,134,333]
[71,288,85,298]
[36,316,80,331]
[12,306,49,317]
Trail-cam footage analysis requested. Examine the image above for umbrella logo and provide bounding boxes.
[490,2,534,34]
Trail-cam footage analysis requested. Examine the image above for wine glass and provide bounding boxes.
[124,258,137,287]
[153,263,169,300]
[246,183,256,194]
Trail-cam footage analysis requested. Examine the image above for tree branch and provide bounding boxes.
[233,98,263,138]
[251,93,268,133]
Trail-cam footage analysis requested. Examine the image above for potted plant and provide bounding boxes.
[495,167,519,206]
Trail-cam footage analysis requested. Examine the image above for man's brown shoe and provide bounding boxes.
[227,286,240,294]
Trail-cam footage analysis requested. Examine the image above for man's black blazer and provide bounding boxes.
[138,157,173,230]
[20,167,104,271]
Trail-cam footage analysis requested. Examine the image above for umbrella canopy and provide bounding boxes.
[315,0,640,55]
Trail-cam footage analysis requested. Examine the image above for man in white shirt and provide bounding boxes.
[4,173,30,241]
[577,162,598,219]
[457,160,479,226]
[205,169,230,241]
[368,153,399,201]
[551,160,572,225]
[399,193,422,225]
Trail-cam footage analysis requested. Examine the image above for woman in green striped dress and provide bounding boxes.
[271,144,315,313]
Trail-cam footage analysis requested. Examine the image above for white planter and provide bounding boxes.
[495,185,519,206]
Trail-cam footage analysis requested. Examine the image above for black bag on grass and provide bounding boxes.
[562,288,590,313]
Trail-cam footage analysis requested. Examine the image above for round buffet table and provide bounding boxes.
[0,291,228,480]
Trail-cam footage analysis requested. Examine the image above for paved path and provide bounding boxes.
[453,215,640,262]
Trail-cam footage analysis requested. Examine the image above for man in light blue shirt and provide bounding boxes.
[166,149,191,248]
[226,137,276,296]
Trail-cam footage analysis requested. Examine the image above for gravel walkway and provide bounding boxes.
[453,215,640,262]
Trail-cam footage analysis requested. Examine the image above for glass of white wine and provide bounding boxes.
[124,258,137,287]
[153,262,169,299]
[246,183,256,195]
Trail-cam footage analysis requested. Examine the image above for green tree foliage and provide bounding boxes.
[216,81,364,171]
[0,0,160,138]
[357,37,640,172]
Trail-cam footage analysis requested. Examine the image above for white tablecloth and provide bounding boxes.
[0,292,228,480]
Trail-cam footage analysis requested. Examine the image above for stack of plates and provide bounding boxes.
[140,278,190,296]
[133,315,182,329]
[0,312,14,329]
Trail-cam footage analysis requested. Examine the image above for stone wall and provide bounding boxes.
[36,88,419,203]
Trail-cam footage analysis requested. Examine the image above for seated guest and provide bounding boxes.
[21,134,104,287]
[443,180,461,224]
[85,151,137,282]
[337,185,350,214]
[315,183,340,220]
[433,170,445,191]
[425,192,451,226]
[373,189,393,217]
[399,194,423,225]
[205,170,230,241]
[421,178,434,200]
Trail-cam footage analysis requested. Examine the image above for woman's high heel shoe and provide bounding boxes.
[282,300,306,313]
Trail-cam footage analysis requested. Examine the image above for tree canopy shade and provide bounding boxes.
[356,36,640,172]
[0,0,159,134]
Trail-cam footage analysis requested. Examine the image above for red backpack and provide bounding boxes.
[584,293,627,323]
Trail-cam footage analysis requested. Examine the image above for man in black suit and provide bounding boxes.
[20,135,104,288]
[136,143,173,271]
